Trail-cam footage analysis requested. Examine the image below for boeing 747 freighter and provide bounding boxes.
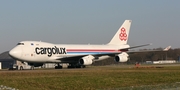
[9,20,170,69]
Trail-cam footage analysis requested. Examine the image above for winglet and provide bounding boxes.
[163,46,171,51]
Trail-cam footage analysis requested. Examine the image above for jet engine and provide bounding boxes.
[79,55,94,65]
[114,52,129,62]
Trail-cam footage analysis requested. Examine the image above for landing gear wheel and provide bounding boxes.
[67,63,86,69]
[67,64,76,69]
[55,66,62,69]
[55,63,62,69]
[30,66,34,70]
[20,66,23,70]
[67,65,75,68]
[82,65,86,68]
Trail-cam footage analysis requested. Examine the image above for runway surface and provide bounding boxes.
[1,63,180,72]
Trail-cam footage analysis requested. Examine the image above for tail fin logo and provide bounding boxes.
[119,27,127,41]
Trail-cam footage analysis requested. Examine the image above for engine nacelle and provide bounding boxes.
[79,55,94,65]
[114,52,129,62]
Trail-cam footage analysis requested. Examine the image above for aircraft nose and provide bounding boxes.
[9,47,22,59]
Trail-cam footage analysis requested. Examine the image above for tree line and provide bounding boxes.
[129,48,180,63]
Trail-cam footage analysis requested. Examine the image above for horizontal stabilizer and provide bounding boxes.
[163,46,171,51]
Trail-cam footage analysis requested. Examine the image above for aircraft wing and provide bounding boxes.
[126,46,171,53]
[120,43,152,51]
[54,45,171,62]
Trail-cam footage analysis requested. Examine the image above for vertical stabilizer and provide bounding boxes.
[108,20,132,45]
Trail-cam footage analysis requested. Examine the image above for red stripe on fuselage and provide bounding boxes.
[66,49,121,52]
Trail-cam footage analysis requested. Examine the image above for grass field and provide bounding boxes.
[0,64,180,90]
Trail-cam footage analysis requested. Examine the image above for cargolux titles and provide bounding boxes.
[35,46,66,57]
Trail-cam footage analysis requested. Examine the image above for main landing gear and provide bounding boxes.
[55,63,62,69]
[54,63,86,69]
[67,63,86,68]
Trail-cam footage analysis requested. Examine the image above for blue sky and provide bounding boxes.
[0,0,180,52]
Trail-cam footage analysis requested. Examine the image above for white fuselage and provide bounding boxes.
[9,20,132,65]
[9,41,130,63]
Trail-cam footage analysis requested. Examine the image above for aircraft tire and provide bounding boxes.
[82,65,86,68]
[30,66,34,70]
[55,66,62,69]
[20,66,23,70]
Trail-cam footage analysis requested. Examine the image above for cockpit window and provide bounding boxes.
[17,43,24,45]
